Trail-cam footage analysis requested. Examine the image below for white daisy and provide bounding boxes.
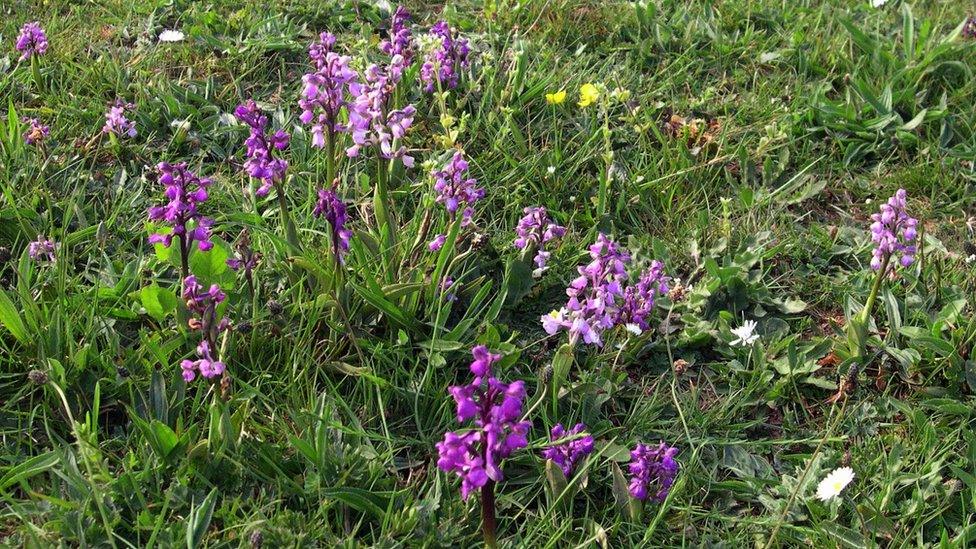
[159,29,185,43]
[816,467,855,501]
[871,0,887,7]
[547,166,556,175]
[730,319,759,347]
[625,323,642,336]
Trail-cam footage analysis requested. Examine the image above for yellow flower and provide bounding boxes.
[578,83,600,108]
[545,90,567,105]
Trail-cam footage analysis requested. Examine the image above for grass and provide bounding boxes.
[2,0,976,546]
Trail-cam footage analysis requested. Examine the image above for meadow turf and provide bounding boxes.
[2,0,976,546]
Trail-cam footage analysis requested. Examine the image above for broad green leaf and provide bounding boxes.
[186,488,218,549]
[0,451,59,491]
[139,284,180,322]
[0,289,27,344]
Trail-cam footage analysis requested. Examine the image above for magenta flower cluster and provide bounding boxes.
[428,151,484,251]
[542,234,670,345]
[618,260,669,335]
[102,99,137,138]
[421,21,470,93]
[380,6,414,64]
[437,346,532,500]
[541,423,594,476]
[628,442,679,502]
[22,117,50,145]
[234,100,290,197]
[148,162,214,252]
[28,236,57,262]
[180,275,230,382]
[869,189,917,270]
[299,32,358,147]
[513,206,566,273]
[16,22,48,61]
[542,233,630,346]
[347,60,416,164]
[433,151,483,222]
[313,185,352,263]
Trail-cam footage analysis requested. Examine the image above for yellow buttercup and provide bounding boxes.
[578,83,600,107]
[545,90,566,105]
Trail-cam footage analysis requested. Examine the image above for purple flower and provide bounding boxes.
[346,59,415,165]
[428,233,446,251]
[380,6,414,64]
[147,162,214,253]
[513,206,566,274]
[541,423,594,476]
[628,442,679,502]
[234,99,290,197]
[541,233,630,347]
[28,236,57,263]
[22,117,50,145]
[869,189,917,270]
[180,275,230,382]
[420,21,470,93]
[181,340,226,382]
[432,151,483,227]
[102,99,137,138]
[436,346,532,500]
[300,33,358,148]
[16,22,48,61]
[441,276,458,302]
[617,261,669,335]
[313,185,352,263]
[964,17,976,39]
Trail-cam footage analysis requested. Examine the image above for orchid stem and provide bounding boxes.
[481,480,498,549]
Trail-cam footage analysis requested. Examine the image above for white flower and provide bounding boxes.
[625,323,642,336]
[547,166,556,175]
[871,0,888,7]
[159,29,185,43]
[730,319,759,347]
[816,467,854,501]
[966,254,976,264]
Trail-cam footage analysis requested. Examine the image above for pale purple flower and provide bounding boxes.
[617,261,669,335]
[869,189,917,270]
[346,58,415,165]
[28,236,57,263]
[234,99,289,197]
[380,6,414,64]
[442,276,458,302]
[628,442,679,502]
[16,22,48,61]
[964,16,976,39]
[180,275,230,382]
[102,99,137,138]
[428,233,446,251]
[513,206,565,273]
[22,117,49,145]
[420,21,469,93]
[313,185,352,263]
[147,162,214,253]
[541,233,630,347]
[432,151,483,227]
[300,32,358,148]
[437,346,532,500]
[541,423,594,476]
